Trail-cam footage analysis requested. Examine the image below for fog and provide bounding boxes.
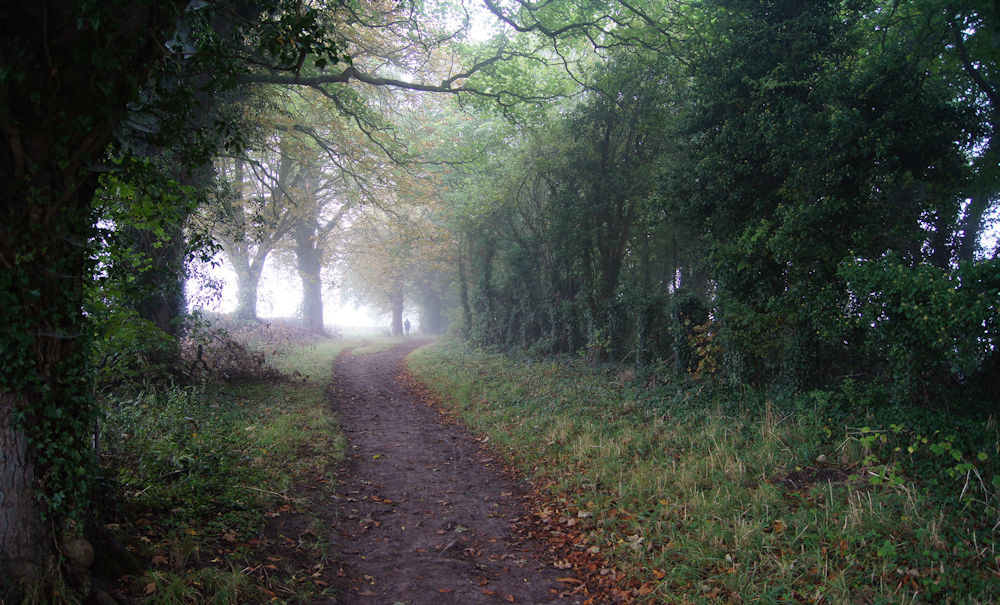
[187,255,388,332]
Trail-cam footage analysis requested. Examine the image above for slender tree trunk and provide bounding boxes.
[390,284,405,337]
[457,239,472,339]
[951,19,998,262]
[958,195,992,262]
[670,227,679,291]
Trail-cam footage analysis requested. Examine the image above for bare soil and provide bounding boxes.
[324,340,581,604]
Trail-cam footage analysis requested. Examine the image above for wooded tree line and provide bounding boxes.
[449,0,998,410]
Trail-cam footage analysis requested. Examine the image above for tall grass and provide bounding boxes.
[407,340,1000,602]
[99,337,350,603]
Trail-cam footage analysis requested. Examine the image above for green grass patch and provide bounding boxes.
[407,340,1000,603]
[99,337,352,603]
[349,335,409,356]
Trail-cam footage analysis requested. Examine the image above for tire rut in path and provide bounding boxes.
[327,341,578,604]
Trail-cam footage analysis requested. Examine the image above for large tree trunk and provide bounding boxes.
[299,257,325,335]
[1,2,180,592]
[130,164,213,336]
[294,216,326,336]
[223,158,278,323]
[0,396,50,597]
[0,180,98,596]
[231,258,264,321]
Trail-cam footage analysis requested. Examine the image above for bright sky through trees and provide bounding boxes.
[189,258,387,328]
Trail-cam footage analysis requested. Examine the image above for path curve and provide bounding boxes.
[327,340,578,604]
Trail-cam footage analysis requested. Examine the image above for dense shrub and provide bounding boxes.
[840,257,1000,409]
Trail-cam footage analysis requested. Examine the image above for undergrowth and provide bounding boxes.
[98,337,348,604]
[407,340,1000,603]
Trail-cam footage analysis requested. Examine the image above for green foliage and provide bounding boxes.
[4,0,999,594]
[839,256,1000,406]
[455,47,685,359]
[102,387,260,525]
[450,0,997,418]
[254,2,347,73]
[665,0,974,386]
[92,309,180,391]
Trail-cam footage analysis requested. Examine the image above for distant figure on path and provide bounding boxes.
[403,318,411,336]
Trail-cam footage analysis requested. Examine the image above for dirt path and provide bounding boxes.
[326,341,579,604]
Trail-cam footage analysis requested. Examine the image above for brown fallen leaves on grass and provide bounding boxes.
[509,494,656,604]
[406,373,656,604]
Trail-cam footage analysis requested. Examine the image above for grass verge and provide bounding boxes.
[407,340,1000,603]
[98,338,350,604]
[348,335,411,356]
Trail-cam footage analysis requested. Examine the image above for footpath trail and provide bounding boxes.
[326,340,579,604]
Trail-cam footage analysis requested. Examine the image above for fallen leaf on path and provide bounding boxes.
[504,595,515,602]
[438,588,454,593]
